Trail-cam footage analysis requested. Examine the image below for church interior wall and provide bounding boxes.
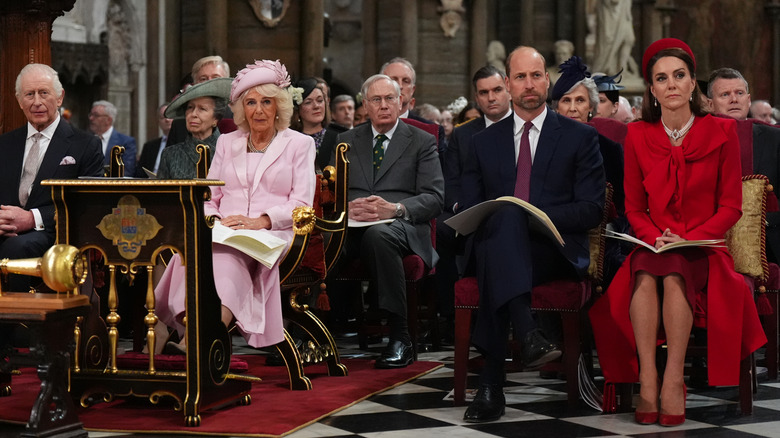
[37,0,780,145]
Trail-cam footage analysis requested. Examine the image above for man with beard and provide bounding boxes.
[459,46,605,423]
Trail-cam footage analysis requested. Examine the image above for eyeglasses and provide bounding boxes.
[88,112,108,118]
[366,95,399,106]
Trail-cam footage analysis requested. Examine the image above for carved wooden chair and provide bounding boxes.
[273,142,351,389]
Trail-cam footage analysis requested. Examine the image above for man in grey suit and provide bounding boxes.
[335,74,444,368]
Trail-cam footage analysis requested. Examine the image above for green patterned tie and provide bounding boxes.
[373,134,387,176]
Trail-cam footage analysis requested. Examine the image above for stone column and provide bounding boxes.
[574,0,587,58]
[640,0,660,57]
[205,0,228,56]
[301,0,324,77]
[0,1,76,134]
[767,0,780,105]
[470,0,488,83]
[362,0,377,79]
[655,1,677,39]
[401,0,418,65]
[520,0,534,44]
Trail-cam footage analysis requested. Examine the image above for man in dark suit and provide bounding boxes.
[381,58,447,158]
[460,46,605,422]
[89,100,137,176]
[708,67,780,264]
[436,64,512,334]
[0,64,104,290]
[335,74,444,369]
[136,103,172,177]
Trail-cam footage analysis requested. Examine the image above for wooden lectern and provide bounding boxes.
[42,177,257,427]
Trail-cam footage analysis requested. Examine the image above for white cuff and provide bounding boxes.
[31,208,44,231]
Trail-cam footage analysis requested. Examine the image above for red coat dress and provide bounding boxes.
[589,114,766,386]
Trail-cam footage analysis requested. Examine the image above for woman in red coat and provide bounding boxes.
[589,38,766,426]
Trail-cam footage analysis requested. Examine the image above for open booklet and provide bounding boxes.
[604,229,725,253]
[211,221,287,268]
[444,196,564,246]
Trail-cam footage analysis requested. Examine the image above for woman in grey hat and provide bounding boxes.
[157,77,231,178]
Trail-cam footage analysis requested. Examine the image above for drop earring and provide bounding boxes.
[654,98,658,107]
[689,95,693,102]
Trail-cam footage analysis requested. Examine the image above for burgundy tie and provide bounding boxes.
[513,121,533,201]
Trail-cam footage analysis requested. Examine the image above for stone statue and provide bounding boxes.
[486,40,506,74]
[592,0,638,77]
[437,0,466,38]
[547,40,575,85]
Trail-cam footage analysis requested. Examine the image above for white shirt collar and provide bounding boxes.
[513,106,548,136]
[371,119,400,142]
[27,115,61,140]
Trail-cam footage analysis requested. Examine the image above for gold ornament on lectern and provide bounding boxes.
[97,195,163,260]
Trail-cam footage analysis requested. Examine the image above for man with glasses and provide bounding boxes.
[334,74,444,369]
[89,100,137,176]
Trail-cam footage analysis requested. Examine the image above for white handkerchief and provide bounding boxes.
[59,156,76,165]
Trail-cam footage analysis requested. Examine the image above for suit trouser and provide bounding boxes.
[471,206,577,363]
[342,220,413,320]
[435,212,458,320]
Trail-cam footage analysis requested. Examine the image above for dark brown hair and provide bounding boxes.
[640,48,707,123]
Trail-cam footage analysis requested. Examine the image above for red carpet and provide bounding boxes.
[0,355,442,437]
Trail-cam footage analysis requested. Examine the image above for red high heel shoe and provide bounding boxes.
[659,384,687,427]
[634,410,659,425]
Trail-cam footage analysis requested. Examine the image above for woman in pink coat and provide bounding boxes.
[155,59,316,350]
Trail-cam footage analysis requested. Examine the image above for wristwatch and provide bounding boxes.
[394,203,404,218]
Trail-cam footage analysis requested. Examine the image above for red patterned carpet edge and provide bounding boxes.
[0,356,442,437]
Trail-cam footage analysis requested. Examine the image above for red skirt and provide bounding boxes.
[630,247,709,327]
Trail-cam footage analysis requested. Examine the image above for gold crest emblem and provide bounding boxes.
[97,195,163,260]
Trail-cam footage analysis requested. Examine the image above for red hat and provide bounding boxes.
[641,38,696,80]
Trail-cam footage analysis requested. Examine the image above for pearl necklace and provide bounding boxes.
[662,114,695,142]
[248,131,277,153]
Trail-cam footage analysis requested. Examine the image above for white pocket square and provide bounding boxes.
[59,156,76,165]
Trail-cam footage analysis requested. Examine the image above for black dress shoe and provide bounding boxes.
[375,339,414,369]
[521,328,561,369]
[463,384,505,423]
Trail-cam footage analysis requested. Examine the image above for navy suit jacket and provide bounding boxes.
[105,129,137,177]
[0,121,104,233]
[753,122,780,261]
[444,116,486,212]
[136,136,164,177]
[461,108,605,275]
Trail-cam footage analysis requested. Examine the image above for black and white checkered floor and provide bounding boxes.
[4,336,780,438]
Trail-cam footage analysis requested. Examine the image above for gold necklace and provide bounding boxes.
[248,131,277,153]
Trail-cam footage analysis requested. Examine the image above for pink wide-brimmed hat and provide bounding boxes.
[230,59,291,102]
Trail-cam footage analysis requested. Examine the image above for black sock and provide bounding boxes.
[507,294,536,338]
[388,313,410,344]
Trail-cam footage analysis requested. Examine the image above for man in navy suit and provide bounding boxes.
[460,46,605,422]
[136,103,172,177]
[436,64,512,334]
[89,100,137,176]
[708,67,780,264]
[0,64,104,290]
